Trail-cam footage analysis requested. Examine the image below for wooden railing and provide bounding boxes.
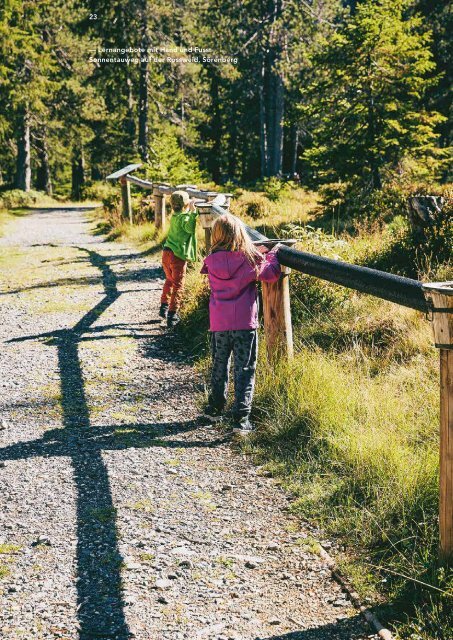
[106,164,453,565]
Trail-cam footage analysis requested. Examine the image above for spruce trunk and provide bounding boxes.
[138,3,149,163]
[209,71,222,184]
[36,131,53,196]
[71,146,85,201]
[259,57,270,178]
[15,108,31,192]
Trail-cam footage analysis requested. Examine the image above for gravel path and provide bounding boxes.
[0,209,375,640]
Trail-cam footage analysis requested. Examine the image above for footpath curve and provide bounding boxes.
[0,208,376,640]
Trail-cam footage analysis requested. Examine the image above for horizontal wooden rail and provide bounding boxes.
[277,245,429,313]
[205,203,429,313]
[106,164,232,227]
[105,169,452,563]
[125,175,153,189]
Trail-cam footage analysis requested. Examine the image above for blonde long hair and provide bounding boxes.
[210,214,262,268]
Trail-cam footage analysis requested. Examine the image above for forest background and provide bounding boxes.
[0,0,451,202]
[1,1,452,639]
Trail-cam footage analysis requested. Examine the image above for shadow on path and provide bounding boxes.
[2,241,371,640]
[3,246,221,639]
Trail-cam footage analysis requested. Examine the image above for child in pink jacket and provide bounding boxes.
[201,213,281,435]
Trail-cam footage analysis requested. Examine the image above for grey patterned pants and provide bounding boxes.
[210,330,258,419]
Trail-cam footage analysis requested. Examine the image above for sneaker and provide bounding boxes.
[203,404,224,423]
[167,311,181,328]
[159,303,169,319]
[232,418,256,436]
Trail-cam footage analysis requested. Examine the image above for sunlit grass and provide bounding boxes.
[171,188,451,636]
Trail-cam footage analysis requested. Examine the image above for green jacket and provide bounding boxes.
[164,209,198,262]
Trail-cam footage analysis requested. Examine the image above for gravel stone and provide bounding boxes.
[0,208,377,640]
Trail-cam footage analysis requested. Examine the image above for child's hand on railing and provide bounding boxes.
[256,245,269,254]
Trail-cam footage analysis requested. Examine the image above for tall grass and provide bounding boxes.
[178,191,452,638]
[248,330,453,637]
[95,182,453,637]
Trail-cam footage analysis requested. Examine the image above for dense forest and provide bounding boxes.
[0,0,451,201]
[0,2,452,637]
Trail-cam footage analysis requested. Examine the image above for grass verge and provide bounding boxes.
[94,183,453,638]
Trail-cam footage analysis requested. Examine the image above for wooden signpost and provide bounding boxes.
[423,281,453,564]
[119,177,132,224]
[106,164,142,225]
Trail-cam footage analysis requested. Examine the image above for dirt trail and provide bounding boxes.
[0,209,374,640]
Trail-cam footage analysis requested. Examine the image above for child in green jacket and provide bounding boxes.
[159,190,198,327]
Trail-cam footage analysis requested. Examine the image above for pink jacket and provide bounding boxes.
[201,249,281,331]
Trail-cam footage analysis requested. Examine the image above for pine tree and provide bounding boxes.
[0,0,57,191]
[303,0,444,190]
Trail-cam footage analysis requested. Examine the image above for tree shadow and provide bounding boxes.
[2,241,376,639]
[1,245,222,639]
[0,259,163,297]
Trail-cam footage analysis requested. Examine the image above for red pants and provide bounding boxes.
[161,249,187,312]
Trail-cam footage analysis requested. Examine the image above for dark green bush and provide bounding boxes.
[0,189,42,209]
[82,182,117,202]
[319,180,408,223]
[102,191,121,214]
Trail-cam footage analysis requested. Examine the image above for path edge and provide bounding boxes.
[318,547,394,640]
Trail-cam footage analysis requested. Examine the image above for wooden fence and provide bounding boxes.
[106,164,453,565]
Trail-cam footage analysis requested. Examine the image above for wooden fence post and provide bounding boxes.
[119,176,132,224]
[197,202,220,253]
[262,260,294,361]
[153,187,166,229]
[423,281,453,565]
[204,228,212,253]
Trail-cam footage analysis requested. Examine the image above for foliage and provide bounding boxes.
[143,125,206,185]
[318,180,409,225]
[0,189,59,209]
[261,177,285,202]
[302,0,445,191]
[0,0,450,203]
[364,188,452,278]
[81,181,116,203]
[230,192,271,220]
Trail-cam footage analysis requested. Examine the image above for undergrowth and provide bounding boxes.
[179,190,451,638]
[96,181,453,638]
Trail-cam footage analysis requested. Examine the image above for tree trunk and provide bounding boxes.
[126,74,135,155]
[228,99,238,179]
[209,70,222,184]
[118,5,135,161]
[366,61,381,190]
[261,64,284,178]
[290,125,299,175]
[260,0,285,178]
[91,165,102,181]
[259,56,270,178]
[270,70,284,176]
[36,130,52,196]
[138,1,150,163]
[71,146,85,201]
[15,107,31,192]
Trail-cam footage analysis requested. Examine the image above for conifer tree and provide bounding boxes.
[302,0,444,189]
